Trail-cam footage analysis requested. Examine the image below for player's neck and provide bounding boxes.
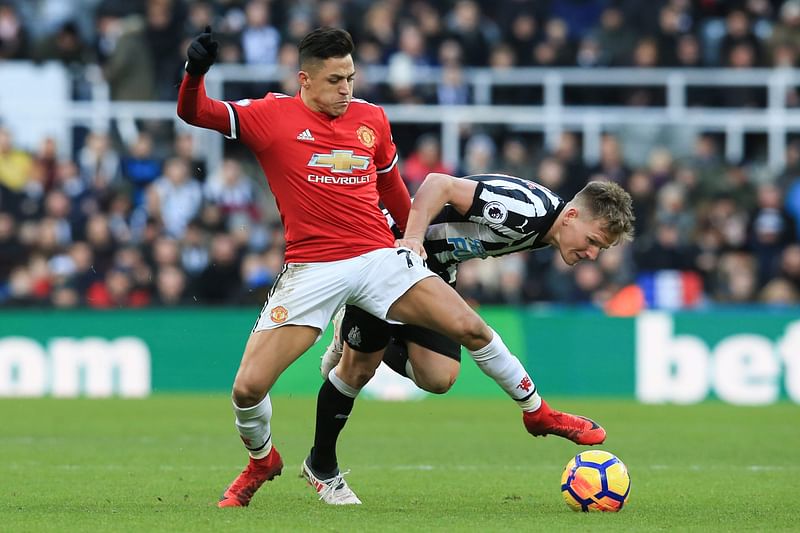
[542,209,565,248]
[299,90,335,119]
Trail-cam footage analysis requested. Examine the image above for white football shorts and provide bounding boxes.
[253,247,435,334]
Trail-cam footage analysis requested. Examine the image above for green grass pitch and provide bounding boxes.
[2,396,798,532]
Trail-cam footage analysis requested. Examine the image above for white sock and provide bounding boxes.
[328,367,361,398]
[405,360,417,384]
[233,394,272,459]
[468,329,542,412]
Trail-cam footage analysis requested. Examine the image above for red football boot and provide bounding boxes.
[218,446,284,508]
[522,400,606,445]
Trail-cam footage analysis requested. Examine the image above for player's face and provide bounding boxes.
[558,209,613,266]
[301,55,355,117]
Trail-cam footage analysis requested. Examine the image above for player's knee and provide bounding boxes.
[450,311,491,350]
[346,366,376,389]
[336,361,376,389]
[421,373,457,395]
[231,380,267,408]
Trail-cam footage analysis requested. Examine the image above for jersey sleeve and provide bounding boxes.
[177,74,274,152]
[374,107,399,176]
[465,179,562,236]
[374,106,409,231]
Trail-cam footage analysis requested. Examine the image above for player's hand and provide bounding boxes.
[186,25,218,76]
[395,237,426,260]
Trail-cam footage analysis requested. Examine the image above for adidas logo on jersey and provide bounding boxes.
[296,129,315,141]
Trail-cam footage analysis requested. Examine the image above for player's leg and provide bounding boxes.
[387,275,541,405]
[304,306,391,505]
[392,324,461,394]
[219,325,320,508]
[319,305,346,378]
[220,259,354,508]
[321,305,461,393]
[387,275,606,445]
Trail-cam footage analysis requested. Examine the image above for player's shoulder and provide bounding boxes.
[350,97,382,109]
[229,92,293,109]
[466,173,532,187]
[470,174,564,205]
[347,98,387,119]
[265,92,294,102]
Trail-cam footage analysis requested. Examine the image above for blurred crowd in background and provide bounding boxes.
[1,0,800,310]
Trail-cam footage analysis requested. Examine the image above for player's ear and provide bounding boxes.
[298,71,310,89]
[564,206,579,224]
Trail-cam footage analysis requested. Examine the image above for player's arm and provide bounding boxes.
[397,173,478,258]
[376,163,411,234]
[176,26,235,136]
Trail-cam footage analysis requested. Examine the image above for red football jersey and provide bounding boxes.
[177,75,410,262]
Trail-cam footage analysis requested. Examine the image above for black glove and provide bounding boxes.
[185,25,218,76]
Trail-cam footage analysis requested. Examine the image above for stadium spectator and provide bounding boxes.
[84,213,117,274]
[0,211,26,281]
[401,134,452,194]
[146,157,202,239]
[204,158,260,225]
[86,266,150,308]
[588,133,631,186]
[0,127,33,194]
[78,131,121,191]
[778,243,800,291]
[145,0,186,100]
[436,62,470,105]
[98,13,156,100]
[445,0,497,67]
[120,132,162,206]
[179,220,210,278]
[497,137,533,179]
[32,20,90,66]
[152,264,190,306]
[748,182,797,286]
[505,12,539,67]
[240,0,280,66]
[387,22,433,103]
[719,8,763,68]
[459,133,496,175]
[0,3,28,60]
[592,7,637,66]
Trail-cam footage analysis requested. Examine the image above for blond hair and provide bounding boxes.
[573,181,635,243]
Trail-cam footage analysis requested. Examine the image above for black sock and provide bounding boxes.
[309,378,355,477]
[382,340,409,378]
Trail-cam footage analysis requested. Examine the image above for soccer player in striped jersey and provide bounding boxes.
[308,173,635,503]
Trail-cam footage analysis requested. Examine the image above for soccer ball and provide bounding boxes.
[560,450,631,512]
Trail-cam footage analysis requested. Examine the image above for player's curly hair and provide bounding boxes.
[574,181,636,243]
[299,27,354,68]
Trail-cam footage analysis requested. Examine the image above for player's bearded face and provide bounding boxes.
[302,55,355,117]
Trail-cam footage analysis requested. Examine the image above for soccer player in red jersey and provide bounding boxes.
[178,26,604,508]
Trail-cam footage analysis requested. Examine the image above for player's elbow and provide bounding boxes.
[176,103,194,124]
[422,172,453,192]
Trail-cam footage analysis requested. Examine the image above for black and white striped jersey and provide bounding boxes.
[389,174,565,284]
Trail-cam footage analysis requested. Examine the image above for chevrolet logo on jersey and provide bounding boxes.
[308,150,371,173]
